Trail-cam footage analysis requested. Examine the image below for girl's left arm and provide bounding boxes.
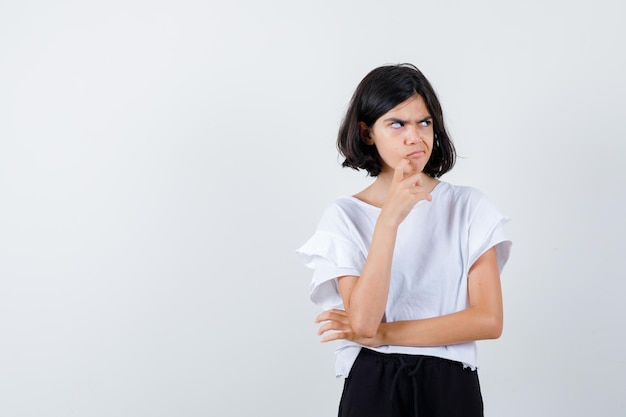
[316,246,503,347]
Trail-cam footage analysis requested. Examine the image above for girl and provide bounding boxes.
[296,63,511,417]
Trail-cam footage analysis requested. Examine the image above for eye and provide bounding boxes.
[419,119,432,127]
[390,121,403,129]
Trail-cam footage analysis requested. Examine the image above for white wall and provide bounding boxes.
[1,0,625,416]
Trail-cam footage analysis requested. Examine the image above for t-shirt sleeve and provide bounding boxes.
[467,194,512,273]
[296,206,366,309]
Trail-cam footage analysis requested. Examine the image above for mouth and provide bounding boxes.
[407,150,425,158]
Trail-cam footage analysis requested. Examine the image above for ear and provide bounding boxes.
[358,122,374,145]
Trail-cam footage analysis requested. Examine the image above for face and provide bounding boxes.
[361,94,434,175]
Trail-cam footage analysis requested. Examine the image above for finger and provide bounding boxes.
[408,187,432,201]
[404,175,432,201]
[403,172,426,191]
[315,309,340,323]
[406,171,426,185]
[315,309,348,324]
[393,158,410,182]
[316,315,349,330]
[403,171,422,186]
[315,309,338,323]
[405,173,431,192]
[320,331,349,343]
[317,320,349,335]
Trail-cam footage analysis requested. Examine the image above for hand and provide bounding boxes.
[379,158,432,226]
[315,309,384,347]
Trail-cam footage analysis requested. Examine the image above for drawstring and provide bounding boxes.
[390,356,426,416]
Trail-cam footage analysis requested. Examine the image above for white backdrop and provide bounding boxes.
[1,1,625,416]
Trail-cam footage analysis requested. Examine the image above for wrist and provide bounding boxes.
[376,322,389,345]
[376,211,402,229]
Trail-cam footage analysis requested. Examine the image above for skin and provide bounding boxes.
[315,94,503,347]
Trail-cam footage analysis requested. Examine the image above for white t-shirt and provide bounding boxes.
[296,181,512,378]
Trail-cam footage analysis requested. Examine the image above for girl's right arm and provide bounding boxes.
[338,159,431,338]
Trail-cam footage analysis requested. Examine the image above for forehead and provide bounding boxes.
[384,94,429,118]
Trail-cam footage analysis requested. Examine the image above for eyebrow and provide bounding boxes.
[383,116,432,124]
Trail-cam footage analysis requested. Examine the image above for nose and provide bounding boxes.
[405,125,422,145]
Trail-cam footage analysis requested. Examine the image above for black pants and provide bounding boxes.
[338,349,484,417]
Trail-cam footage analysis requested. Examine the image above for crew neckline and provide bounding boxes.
[346,181,446,209]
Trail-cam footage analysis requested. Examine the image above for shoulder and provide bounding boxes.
[434,182,509,225]
[442,182,509,225]
[436,182,487,207]
[319,196,357,219]
[316,196,372,230]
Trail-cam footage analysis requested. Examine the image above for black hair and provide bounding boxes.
[337,63,456,177]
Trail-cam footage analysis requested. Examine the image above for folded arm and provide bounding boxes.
[316,246,503,347]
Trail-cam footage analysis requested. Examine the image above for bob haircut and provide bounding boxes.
[337,63,456,177]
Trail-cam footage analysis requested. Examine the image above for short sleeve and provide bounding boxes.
[467,195,512,273]
[296,230,365,309]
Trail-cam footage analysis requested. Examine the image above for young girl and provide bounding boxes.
[296,63,512,417]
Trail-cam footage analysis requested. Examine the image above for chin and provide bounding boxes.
[410,160,426,172]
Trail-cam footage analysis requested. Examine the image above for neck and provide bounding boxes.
[353,172,440,208]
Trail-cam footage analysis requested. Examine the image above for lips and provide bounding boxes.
[407,150,425,158]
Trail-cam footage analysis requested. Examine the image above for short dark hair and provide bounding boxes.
[337,63,456,177]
